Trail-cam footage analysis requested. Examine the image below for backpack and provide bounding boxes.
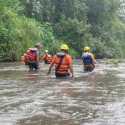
[82,53,93,65]
[26,49,37,62]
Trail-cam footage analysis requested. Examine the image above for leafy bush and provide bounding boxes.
[1,0,125,61]
[0,7,57,61]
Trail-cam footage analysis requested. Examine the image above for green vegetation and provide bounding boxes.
[0,0,57,61]
[0,0,125,61]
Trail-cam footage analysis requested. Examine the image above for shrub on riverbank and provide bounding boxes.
[0,7,57,61]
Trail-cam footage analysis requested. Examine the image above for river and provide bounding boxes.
[0,60,125,125]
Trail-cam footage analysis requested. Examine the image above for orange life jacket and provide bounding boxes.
[26,49,37,62]
[53,54,72,75]
[21,49,37,65]
[43,54,53,64]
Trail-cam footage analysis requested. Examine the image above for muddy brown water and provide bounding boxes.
[0,60,125,125]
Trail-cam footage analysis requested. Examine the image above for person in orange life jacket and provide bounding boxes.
[26,48,39,71]
[42,50,53,64]
[28,43,43,71]
[47,44,74,78]
[82,46,96,72]
[32,42,43,70]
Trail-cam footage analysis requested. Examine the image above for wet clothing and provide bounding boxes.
[27,50,37,62]
[24,48,39,71]
[28,62,39,71]
[82,52,96,72]
[84,64,95,72]
[42,53,53,64]
[55,72,70,78]
[30,48,39,71]
[51,52,72,78]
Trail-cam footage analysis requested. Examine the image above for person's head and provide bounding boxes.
[60,44,69,53]
[35,42,43,50]
[83,46,90,52]
[45,50,48,53]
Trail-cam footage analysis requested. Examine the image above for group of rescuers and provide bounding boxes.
[21,43,96,78]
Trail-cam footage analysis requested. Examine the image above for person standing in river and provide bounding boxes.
[31,42,43,71]
[41,50,53,64]
[47,44,74,78]
[82,46,96,72]
[21,42,43,71]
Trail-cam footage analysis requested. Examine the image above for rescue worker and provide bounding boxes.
[42,50,53,64]
[21,42,43,71]
[47,44,74,78]
[26,47,39,71]
[82,46,96,72]
[30,42,43,71]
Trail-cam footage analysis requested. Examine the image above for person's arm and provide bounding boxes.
[36,50,40,62]
[37,56,39,62]
[47,55,56,75]
[68,55,74,78]
[47,63,54,75]
[69,64,74,78]
[40,54,46,62]
[91,53,96,64]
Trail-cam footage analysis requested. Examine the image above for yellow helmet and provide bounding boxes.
[84,46,90,52]
[60,44,69,50]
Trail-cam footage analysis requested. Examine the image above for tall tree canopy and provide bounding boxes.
[0,0,125,61]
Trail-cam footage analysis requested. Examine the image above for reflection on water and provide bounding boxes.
[0,61,125,125]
